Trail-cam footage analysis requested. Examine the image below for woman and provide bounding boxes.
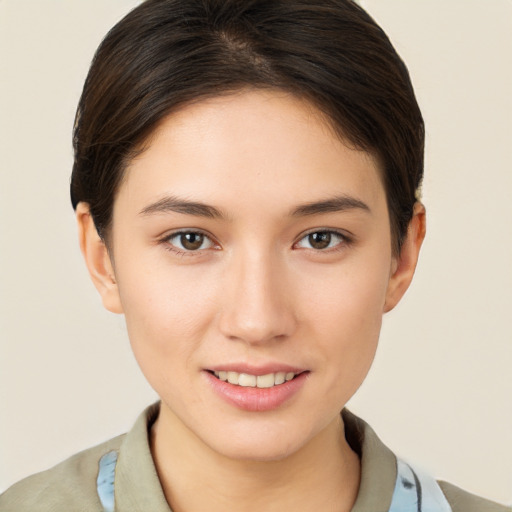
[0,1,509,511]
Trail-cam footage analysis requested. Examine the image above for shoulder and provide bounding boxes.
[343,409,510,512]
[0,434,125,512]
[439,480,511,512]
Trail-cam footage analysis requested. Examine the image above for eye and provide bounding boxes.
[295,230,347,251]
[165,231,216,252]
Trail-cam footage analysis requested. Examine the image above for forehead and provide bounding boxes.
[118,90,386,219]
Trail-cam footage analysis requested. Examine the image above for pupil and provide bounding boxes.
[309,232,331,249]
[181,233,203,250]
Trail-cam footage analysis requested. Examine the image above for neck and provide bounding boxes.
[150,406,361,512]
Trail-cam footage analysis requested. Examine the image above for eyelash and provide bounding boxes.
[160,230,218,257]
[293,229,352,252]
[159,229,352,256]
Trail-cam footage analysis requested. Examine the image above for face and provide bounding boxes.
[82,90,420,461]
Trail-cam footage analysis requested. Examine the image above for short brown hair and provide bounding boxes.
[71,0,424,252]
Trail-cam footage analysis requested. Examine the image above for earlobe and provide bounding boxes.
[384,202,426,313]
[76,203,124,314]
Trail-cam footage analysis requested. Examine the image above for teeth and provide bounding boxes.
[274,372,286,385]
[238,373,257,387]
[213,370,296,387]
[227,371,239,385]
[256,374,275,388]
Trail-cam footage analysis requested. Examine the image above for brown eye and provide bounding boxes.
[180,232,204,250]
[166,231,215,253]
[295,230,347,251]
[308,232,331,249]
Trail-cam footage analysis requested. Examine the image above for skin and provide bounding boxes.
[77,89,425,512]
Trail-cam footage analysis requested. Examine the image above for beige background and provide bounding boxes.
[1,0,511,504]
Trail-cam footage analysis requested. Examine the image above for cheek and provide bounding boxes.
[115,257,219,373]
[299,254,391,365]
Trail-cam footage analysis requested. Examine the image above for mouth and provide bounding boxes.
[209,370,300,389]
[205,368,308,411]
[204,363,311,412]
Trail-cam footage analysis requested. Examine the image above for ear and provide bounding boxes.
[384,202,426,313]
[76,203,123,314]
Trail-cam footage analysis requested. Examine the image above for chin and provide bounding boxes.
[199,422,314,463]
[215,440,300,463]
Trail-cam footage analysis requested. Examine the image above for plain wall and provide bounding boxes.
[1,0,511,504]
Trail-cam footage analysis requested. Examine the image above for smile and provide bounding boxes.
[213,371,296,388]
[206,369,308,412]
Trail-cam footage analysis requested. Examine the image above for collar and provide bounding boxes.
[343,409,397,512]
[113,403,398,511]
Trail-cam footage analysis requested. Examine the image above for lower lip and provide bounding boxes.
[205,371,308,412]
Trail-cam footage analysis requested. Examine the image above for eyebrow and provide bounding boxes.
[139,193,370,219]
[290,195,371,217]
[139,195,226,219]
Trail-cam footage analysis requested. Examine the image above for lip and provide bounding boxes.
[204,369,309,412]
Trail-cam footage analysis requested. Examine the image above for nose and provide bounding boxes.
[218,248,297,345]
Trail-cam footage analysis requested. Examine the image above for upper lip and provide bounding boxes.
[206,363,307,376]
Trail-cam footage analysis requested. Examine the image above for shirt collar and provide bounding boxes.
[115,402,170,511]
[114,403,397,512]
[343,409,397,512]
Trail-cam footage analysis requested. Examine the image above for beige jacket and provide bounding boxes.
[1,403,509,512]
